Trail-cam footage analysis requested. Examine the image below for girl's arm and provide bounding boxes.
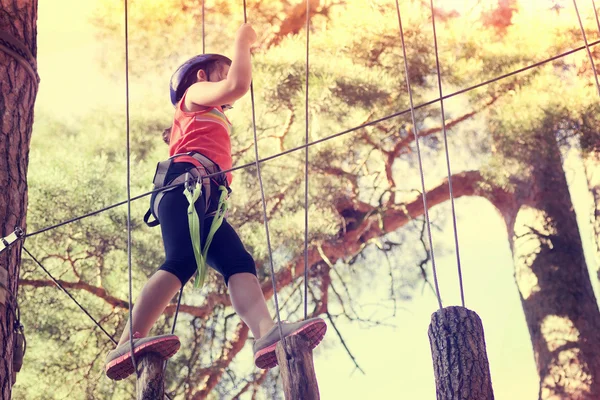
[186,24,256,108]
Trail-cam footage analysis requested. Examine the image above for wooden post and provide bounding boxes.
[136,353,165,400]
[275,335,320,400]
[428,306,495,400]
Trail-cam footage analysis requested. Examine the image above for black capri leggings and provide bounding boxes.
[153,162,257,286]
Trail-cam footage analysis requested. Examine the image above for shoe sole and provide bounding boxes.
[254,320,327,369]
[105,337,181,381]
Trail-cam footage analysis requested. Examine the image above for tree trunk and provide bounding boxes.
[582,151,599,280]
[0,0,39,398]
[275,335,320,400]
[500,133,600,399]
[428,307,494,400]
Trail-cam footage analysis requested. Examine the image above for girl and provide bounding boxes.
[105,23,327,381]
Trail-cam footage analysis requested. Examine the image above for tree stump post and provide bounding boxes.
[136,353,165,400]
[275,335,320,400]
[428,306,494,400]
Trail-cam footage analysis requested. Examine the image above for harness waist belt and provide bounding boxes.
[143,152,228,227]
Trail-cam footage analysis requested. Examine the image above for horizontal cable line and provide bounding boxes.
[25,38,599,239]
[22,245,118,344]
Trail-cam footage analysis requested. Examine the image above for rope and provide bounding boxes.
[429,0,464,307]
[23,245,176,399]
[22,38,600,240]
[13,5,600,395]
[394,0,443,310]
[3,248,27,372]
[202,0,206,54]
[170,290,184,334]
[573,0,600,97]
[124,0,139,378]
[303,0,311,320]
[163,286,183,379]
[164,0,211,375]
[22,246,118,344]
[0,31,39,88]
[8,294,27,372]
[242,0,290,359]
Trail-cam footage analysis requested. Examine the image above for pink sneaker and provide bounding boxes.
[253,318,327,369]
[105,332,180,380]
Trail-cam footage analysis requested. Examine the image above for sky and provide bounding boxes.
[31,0,600,399]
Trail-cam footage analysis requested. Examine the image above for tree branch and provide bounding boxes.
[256,170,512,307]
[325,310,365,375]
[390,96,498,159]
[23,171,510,327]
[19,278,129,309]
[231,370,269,400]
[263,0,322,49]
[191,322,250,400]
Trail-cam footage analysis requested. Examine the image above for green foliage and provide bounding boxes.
[15,0,600,398]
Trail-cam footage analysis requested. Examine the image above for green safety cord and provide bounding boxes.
[184,181,229,289]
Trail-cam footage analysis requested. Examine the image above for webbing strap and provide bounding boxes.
[184,181,204,287]
[201,185,229,274]
[184,182,229,289]
[143,209,160,227]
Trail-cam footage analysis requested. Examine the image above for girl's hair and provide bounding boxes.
[163,60,224,145]
[162,127,172,144]
[174,60,223,106]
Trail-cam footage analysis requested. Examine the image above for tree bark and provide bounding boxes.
[582,151,599,280]
[136,353,165,400]
[500,133,600,399]
[276,335,320,400]
[428,307,494,400]
[0,0,39,398]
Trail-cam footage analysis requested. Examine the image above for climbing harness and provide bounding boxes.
[144,151,231,288]
[144,151,225,226]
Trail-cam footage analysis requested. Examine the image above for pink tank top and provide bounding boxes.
[168,92,233,184]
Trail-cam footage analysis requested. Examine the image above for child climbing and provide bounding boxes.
[105,23,327,381]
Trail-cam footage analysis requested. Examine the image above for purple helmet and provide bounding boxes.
[169,53,232,106]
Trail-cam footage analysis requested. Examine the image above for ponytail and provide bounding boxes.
[162,127,171,145]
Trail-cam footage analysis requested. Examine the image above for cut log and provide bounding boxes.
[428,306,494,400]
[275,335,320,400]
[136,354,165,400]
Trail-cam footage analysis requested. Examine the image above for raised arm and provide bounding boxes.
[185,24,257,108]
